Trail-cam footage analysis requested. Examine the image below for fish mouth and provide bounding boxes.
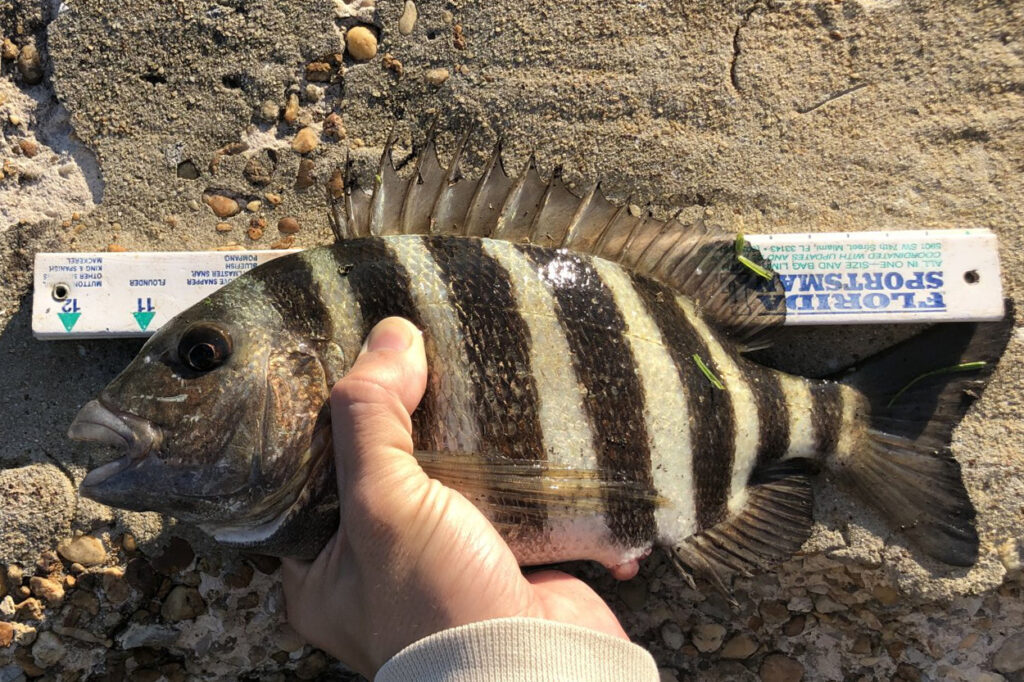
[69,399,164,489]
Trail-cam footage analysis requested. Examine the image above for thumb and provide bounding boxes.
[331,317,428,494]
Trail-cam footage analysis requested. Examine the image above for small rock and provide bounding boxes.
[247,226,264,241]
[783,615,806,637]
[278,217,301,234]
[327,167,345,197]
[382,53,404,76]
[274,623,305,652]
[759,653,804,682]
[291,127,319,154]
[244,157,272,186]
[160,586,205,622]
[117,623,180,649]
[759,601,789,626]
[153,537,195,575]
[270,235,296,249]
[658,668,679,682]
[17,43,43,84]
[0,595,14,619]
[1,38,19,60]
[721,633,758,659]
[57,536,106,567]
[425,68,450,86]
[18,139,39,158]
[814,595,846,614]
[305,84,323,102]
[323,112,346,140]
[691,623,726,653]
[283,93,300,124]
[14,597,44,621]
[346,26,378,61]
[28,577,63,607]
[296,650,328,680]
[851,634,872,655]
[398,0,417,35]
[122,534,137,553]
[259,99,280,123]
[223,563,254,590]
[296,159,316,188]
[203,194,241,219]
[872,585,900,606]
[895,663,921,681]
[236,591,259,609]
[31,631,65,668]
[452,23,466,49]
[0,622,13,647]
[993,632,1024,673]
[101,568,131,605]
[69,589,99,616]
[617,579,647,611]
[305,61,332,82]
[216,222,232,232]
[265,192,282,206]
[661,621,684,650]
[108,243,128,252]
[246,200,262,212]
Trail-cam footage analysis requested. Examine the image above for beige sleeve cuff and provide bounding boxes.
[374,617,659,682]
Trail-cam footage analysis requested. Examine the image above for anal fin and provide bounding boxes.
[669,460,815,595]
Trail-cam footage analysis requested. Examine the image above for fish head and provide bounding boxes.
[69,279,335,536]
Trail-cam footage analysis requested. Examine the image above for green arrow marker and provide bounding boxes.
[58,312,81,332]
[132,311,156,331]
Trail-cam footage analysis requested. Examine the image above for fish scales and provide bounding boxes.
[71,147,1008,578]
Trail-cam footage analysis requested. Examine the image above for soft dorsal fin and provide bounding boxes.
[327,130,786,342]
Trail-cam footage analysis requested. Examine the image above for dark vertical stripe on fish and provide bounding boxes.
[741,362,790,465]
[631,275,735,530]
[518,244,656,548]
[249,252,333,343]
[331,238,437,449]
[423,236,547,532]
[811,380,843,454]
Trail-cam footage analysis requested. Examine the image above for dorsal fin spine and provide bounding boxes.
[465,141,505,237]
[560,182,598,249]
[527,164,561,245]
[493,155,535,241]
[367,141,393,237]
[593,198,629,257]
[429,128,473,235]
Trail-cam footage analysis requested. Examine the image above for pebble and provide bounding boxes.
[346,26,378,61]
[28,577,63,607]
[122,533,137,553]
[0,596,14,619]
[993,632,1024,673]
[295,651,328,680]
[425,68,450,85]
[18,139,39,158]
[661,621,684,650]
[246,199,262,212]
[265,192,282,206]
[17,43,43,84]
[108,243,127,252]
[759,601,789,625]
[691,623,726,653]
[1,38,18,60]
[270,235,296,249]
[15,597,44,621]
[0,621,13,648]
[57,536,106,567]
[398,0,417,35]
[216,222,232,232]
[305,83,323,102]
[247,226,264,241]
[278,217,300,234]
[305,61,332,82]
[203,194,241,218]
[783,615,806,636]
[283,93,300,124]
[296,159,316,188]
[814,595,846,614]
[872,585,900,606]
[176,160,200,179]
[721,633,758,659]
[223,564,254,590]
[244,157,272,186]
[101,568,131,605]
[152,537,195,574]
[160,586,206,622]
[291,127,319,154]
[759,653,804,682]
[851,634,872,655]
[323,112,346,139]
[31,631,64,668]
[382,53,404,76]
[259,99,280,123]
[117,623,180,649]
[274,623,305,652]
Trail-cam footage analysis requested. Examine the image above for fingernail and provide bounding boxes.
[363,318,417,353]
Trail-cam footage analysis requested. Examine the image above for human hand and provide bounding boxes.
[281,317,628,678]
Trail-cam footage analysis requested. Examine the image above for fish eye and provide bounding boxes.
[178,323,232,372]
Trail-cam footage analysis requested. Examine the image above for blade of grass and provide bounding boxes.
[693,354,725,390]
[885,361,987,408]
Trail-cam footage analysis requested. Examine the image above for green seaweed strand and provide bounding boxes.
[885,361,987,408]
[693,354,725,390]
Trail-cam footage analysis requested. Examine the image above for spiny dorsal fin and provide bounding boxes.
[326,134,787,342]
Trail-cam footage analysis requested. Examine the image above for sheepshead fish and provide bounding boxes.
[69,137,1011,585]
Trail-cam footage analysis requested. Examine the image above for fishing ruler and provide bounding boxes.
[31,229,1004,339]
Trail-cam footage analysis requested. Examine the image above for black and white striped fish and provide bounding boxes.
[68,137,1011,585]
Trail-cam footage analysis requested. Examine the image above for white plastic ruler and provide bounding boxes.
[31,229,1003,339]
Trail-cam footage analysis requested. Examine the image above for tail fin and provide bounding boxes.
[839,301,1014,566]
